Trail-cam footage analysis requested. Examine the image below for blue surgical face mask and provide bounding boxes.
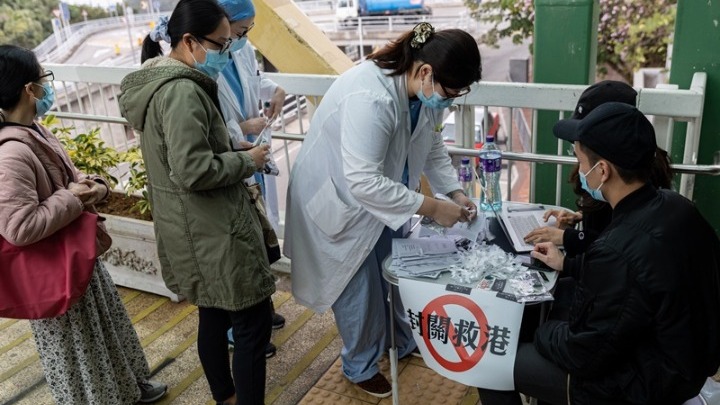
[229,36,248,53]
[33,82,55,118]
[191,41,230,79]
[417,75,453,110]
[579,161,606,202]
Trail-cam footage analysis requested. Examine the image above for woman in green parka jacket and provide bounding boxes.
[118,0,275,403]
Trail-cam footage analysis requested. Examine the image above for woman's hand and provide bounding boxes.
[450,191,478,221]
[246,143,271,169]
[544,209,582,229]
[236,140,254,150]
[524,226,564,246]
[430,199,471,227]
[530,242,564,272]
[68,182,91,206]
[76,179,108,206]
[239,117,268,136]
[266,87,286,120]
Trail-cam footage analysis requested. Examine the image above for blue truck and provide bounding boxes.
[336,0,432,22]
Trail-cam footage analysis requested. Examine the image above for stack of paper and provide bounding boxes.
[390,238,461,278]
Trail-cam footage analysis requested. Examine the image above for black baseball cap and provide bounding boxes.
[553,102,656,170]
[572,80,637,119]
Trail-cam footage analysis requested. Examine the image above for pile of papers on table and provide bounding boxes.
[390,238,462,279]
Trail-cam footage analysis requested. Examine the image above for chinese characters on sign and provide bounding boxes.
[407,310,512,355]
[399,279,524,390]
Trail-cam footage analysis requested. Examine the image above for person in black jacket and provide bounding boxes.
[523,81,673,256]
[478,102,720,405]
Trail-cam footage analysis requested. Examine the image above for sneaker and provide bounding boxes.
[265,342,277,358]
[137,379,168,403]
[272,312,285,330]
[356,373,392,398]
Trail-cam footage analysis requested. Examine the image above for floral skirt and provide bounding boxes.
[30,261,150,405]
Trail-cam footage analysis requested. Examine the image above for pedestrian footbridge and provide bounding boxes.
[1,64,718,404]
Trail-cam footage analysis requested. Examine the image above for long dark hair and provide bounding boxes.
[141,0,229,63]
[367,25,482,90]
[0,45,42,112]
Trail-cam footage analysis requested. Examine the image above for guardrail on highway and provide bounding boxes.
[34,14,157,63]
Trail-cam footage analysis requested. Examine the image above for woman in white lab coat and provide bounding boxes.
[284,23,481,397]
[216,0,285,232]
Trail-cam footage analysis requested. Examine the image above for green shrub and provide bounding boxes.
[43,115,121,187]
[121,147,151,215]
[41,115,150,215]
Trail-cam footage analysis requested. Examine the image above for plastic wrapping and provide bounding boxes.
[253,125,279,176]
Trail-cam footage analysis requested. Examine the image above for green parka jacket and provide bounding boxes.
[118,57,275,310]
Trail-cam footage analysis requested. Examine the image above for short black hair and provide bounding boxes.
[0,45,42,110]
[579,142,652,185]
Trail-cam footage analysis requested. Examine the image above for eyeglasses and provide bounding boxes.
[439,82,471,99]
[36,70,54,83]
[233,22,255,40]
[196,36,233,55]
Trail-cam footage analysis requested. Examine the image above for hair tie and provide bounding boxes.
[410,22,434,49]
[150,16,171,43]
[0,110,5,123]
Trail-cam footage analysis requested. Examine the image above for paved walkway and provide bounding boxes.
[0,270,482,405]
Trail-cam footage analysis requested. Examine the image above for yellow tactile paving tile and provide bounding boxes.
[300,387,376,404]
[305,353,477,405]
[378,364,468,405]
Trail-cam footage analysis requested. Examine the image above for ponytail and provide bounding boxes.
[141,35,163,63]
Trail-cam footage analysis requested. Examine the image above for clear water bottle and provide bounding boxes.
[479,134,502,212]
[458,157,474,197]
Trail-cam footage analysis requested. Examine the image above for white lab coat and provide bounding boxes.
[284,61,461,312]
[217,43,281,230]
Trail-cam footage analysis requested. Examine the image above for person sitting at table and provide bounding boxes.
[478,102,720,405]
[523,81,673,256]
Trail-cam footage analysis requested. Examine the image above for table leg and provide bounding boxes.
[388,282,400,405]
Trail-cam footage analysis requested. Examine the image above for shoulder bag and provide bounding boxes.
[0,212,99,319]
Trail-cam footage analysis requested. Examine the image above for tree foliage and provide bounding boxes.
[468,0,677,82]
[0,0,109,50]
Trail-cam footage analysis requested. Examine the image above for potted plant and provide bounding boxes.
[44,116,181,302]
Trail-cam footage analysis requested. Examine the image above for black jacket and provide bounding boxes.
[535,184,720,404]
[562,204,613,257]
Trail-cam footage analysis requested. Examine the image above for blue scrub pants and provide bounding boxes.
[331,226,417,383]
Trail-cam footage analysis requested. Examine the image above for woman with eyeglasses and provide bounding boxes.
[0,44,167,404]
[215,0,287,359]
[284,23,481,397]
[120,0,276,404]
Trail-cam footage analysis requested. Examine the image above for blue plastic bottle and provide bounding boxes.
[479,134,502,212]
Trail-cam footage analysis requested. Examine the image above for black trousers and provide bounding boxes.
[197,298,272,404]
[477,342,568,405]
[478,278,579,405]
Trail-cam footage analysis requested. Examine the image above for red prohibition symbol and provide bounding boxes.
[421,294,489,372]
